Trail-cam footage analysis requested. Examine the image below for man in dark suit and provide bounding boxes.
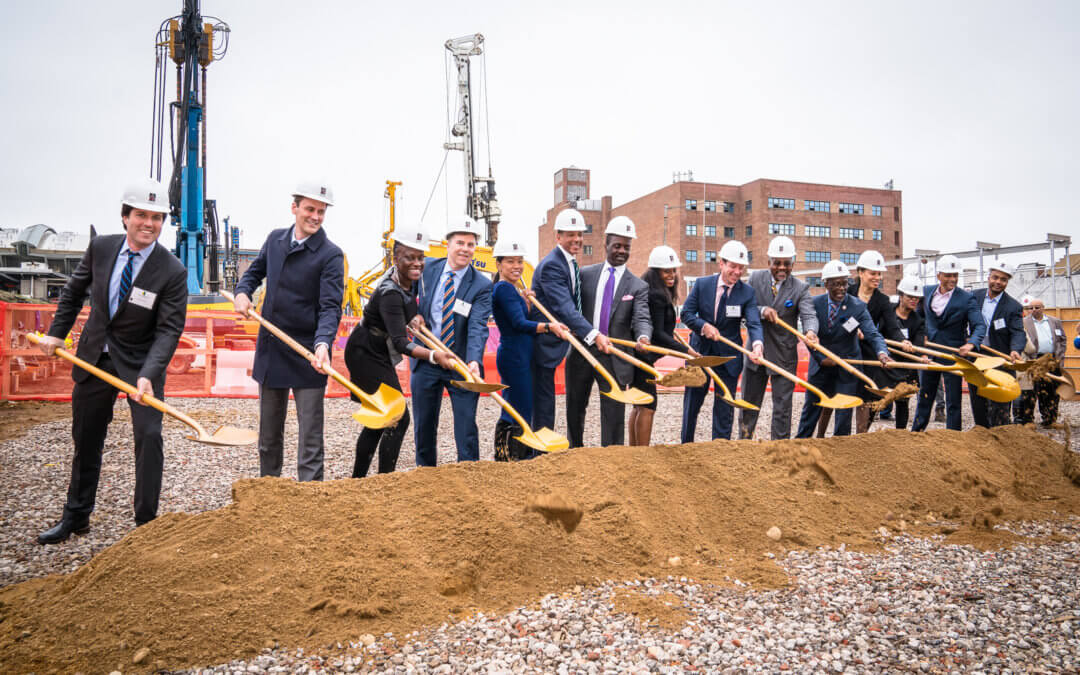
[233,181,344,482]
[795,261,891,438]
[911,255,987,431]
[739,235,819,440]
[565,216,651,447]
[680,239,764,442]
[530,208,613,432]
[970,261,1025,427]
[411,219,492,465]
[36,178,188,544]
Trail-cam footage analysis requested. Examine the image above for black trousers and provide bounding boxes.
[65,353,165,525]
[565,347,626,448]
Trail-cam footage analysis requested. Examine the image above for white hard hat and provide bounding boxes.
[122,177,170,214]
[492,239,527,257]
[856,249,886,272]
[767,236,796,259]
[937,254,962,273]
[445,218,481,240]
[604,215,637,239]
[719,240,749,264]
[553,208,587,232]
[821,260,851,281]
[897,276,923,296]
[988,260,1014,277]
[292,180,334,206]
[391,225,429,252]
[647,245,682,269]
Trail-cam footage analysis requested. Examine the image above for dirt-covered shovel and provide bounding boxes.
[221,291,406,429]
[28,333,258,446]
[672,333,758,410]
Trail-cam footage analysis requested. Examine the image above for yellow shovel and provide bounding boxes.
[28,333,258,446]
[885,346,1019,403]
[525,292,653,406]
[887,339,1005,373]
[221,291,406,429]
[606,337,734,368]
[672,332,758,410]
[415,325,568,453]
[773,318,895,398]
[974,343,1076,401]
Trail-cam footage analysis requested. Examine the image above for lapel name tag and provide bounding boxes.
[1056,328,1064,337]
[452,298,472,317]
[900,327,909,338]
[129,287,157,310]
[842,316,859,333]
[725,304,741,318]
[993,318,1005,330]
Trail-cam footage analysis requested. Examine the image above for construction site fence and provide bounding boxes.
[1,301,1076,402]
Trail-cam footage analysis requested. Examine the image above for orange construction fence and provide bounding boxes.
[0,301,810,401]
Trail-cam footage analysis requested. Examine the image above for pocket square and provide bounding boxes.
[621,294,634,301]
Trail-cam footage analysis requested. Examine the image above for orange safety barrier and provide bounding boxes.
[0,301,815,401]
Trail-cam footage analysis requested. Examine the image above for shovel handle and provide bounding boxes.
[711,333,835,402]
[673,332,735,399]
[26,334,206,436]
[604,343,660,378]
[884,338,955,362]
[773,317,879,389]
[608,337,690,361]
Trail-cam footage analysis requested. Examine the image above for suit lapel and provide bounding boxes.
[704,275,719,323]
[609,269,631,321]
[99,237,124,318]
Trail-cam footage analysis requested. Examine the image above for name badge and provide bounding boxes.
[842,316,859,333]
[725,305,741,318]
[452,298,472,317]
[900,327,909,338]
[993,318,1005,330]
[1056,328,1064,337]
[129,287,157,310]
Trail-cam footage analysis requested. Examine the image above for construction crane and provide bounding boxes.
[150,0,230,296]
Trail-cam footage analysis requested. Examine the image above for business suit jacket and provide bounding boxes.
[531,246,593,369]
[49,234,188,385]
[745,270,817,371]
[235,225,344,389]
[1024,314,1067,363]
[578,263,651,385]
[414,257,492,371]
[971,289,1026,355]
[680,274,764,378]
[921,284,986,348]
[641,286,686,364]
[806,294,886,378]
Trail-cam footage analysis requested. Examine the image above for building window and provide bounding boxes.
[871,205,882,217]
[583,245,593,256]
[685,199,697,211]
[894,231,900,245]
[768,223,796,235]
[723,202,734,213]
[704,200,716,212]
[685,250,698,262]
[685,223,697,236]
[805,225,831,238]
[747,251,753,264]
[724,226,735,238]
[838,202,864,215]
[839,252,859,265]
[894,206,900,222]
[805,276,823,288]
[745,225,752,237]
[872,229,883,241]
[805,200,830,213]
[704,225,716,237]
[745,200,752,212]
[768,197,796,209]
[806,250,831,263]
[584,222,593,234]
[704,250,717,262]
[839,227,864,240]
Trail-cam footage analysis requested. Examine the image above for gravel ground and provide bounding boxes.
[2,391,1078,672]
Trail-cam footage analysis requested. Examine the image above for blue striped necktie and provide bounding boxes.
[114,250,139,317]
[441,272,456,349]
[828,301,838,328]
[572,259,582,313]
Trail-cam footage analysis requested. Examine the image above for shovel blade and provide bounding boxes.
[723,396,759,411]
[186,425,260,447]
[969,356,1006,372]
[515,426,569,453]
[350,383,408,429]
[450,380,508,393]
[816,393,863,409]
[686,356,735,367]
[1056,370,1077,401]
[976,369,1021,403]
[602,386,654,406]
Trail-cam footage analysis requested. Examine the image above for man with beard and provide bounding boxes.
[969,261,1025,427]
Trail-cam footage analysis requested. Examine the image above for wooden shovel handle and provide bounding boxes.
[711,333,833,401]
[608,336,691,361]
[773,317,878,389]
[884,338,954,361]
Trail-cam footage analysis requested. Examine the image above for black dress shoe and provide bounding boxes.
[37,520,90,545]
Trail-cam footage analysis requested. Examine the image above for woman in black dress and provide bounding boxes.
[628,245,690,446]
[345,227,452,478]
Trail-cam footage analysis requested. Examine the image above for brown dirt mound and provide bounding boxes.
[655,366,706,388]
[867,382,919,411]
[2,426,1079,672]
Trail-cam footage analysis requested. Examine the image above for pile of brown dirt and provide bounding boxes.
[2,426,1079,672]
[655,366,706,388]
[867,382,919,411]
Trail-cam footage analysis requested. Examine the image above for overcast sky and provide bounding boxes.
[1,0,1076,272]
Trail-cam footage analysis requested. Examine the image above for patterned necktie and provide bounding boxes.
[440,272,456,349]
[598,267,616,335]
[828,301,838,328]
[771,281,778,299]
[290,239,301,251]
[714,284,729,321]
[572,259,582,313]
[114,250,139,317]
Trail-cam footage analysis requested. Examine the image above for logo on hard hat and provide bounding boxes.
[512,244,519,251]
[148,193,156,202]
[571,217,577,224]
[320,187,327,196]
[415,233,423,241]
[778,245,785,252]
[669,255,674,262]
[625,224,631,232]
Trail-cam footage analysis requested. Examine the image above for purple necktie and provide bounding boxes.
[598,267,616,335]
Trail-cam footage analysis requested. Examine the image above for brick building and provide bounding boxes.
[542,168,904,293]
